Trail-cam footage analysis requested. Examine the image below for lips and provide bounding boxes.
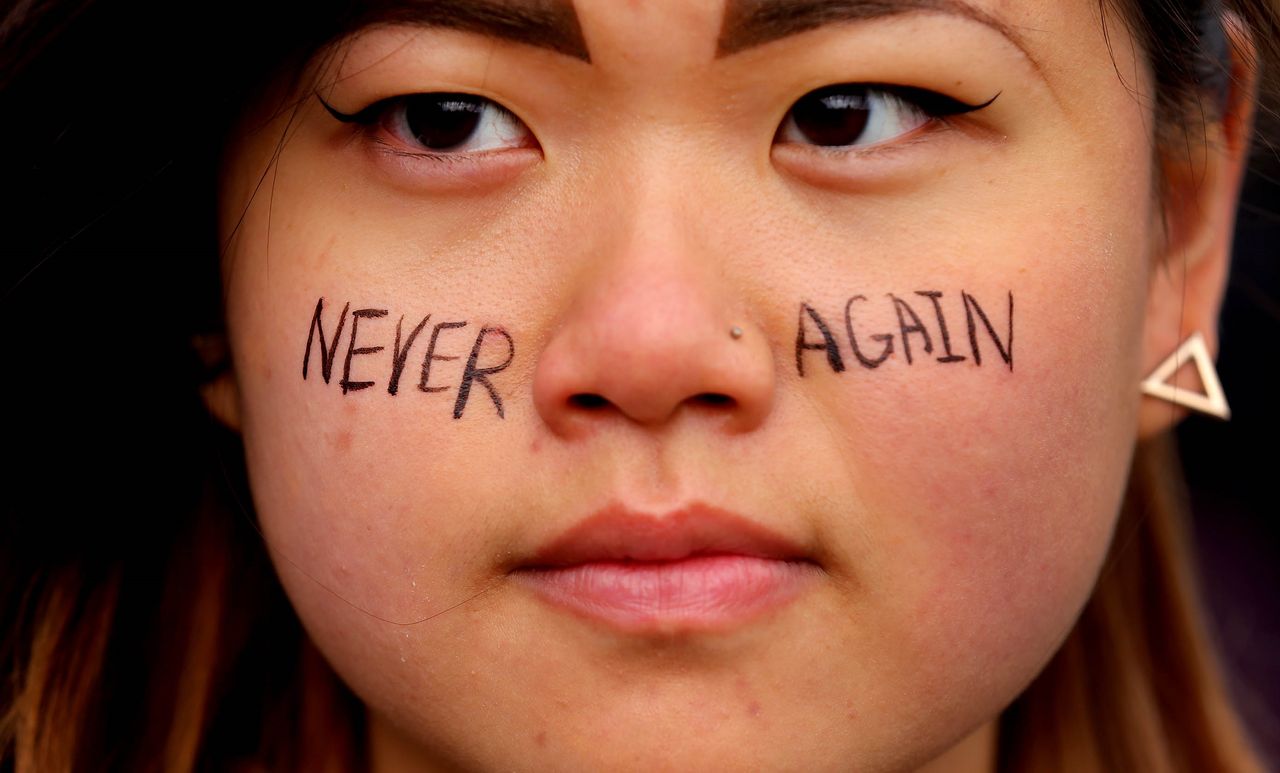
[509,501,821,632]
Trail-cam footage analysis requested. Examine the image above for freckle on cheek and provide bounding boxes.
[331,430,352,453]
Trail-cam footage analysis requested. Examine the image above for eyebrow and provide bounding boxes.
[717,0,1039,69]
[347,0,591,62]
[343,0,1039,74]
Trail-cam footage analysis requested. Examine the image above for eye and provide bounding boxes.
[775,83,999,151]
[317,91,537,158]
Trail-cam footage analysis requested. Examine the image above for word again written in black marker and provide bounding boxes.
[301,297,514,419]
[795,290,1012,377]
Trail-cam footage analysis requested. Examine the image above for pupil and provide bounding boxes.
[404,94,485,150]
[791,86,870,146]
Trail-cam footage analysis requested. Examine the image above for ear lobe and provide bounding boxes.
[1138,11,1258,438]
[201,370,243,433]
[192,332,243,433]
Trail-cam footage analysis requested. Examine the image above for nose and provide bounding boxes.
[531,194,776,438]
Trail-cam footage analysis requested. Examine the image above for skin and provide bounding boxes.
[208,0,1257,770]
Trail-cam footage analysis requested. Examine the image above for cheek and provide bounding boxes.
[221,198,519,622]
[216,124,582,722]
[227,272,530,714]
[798,214,1149,703]
[232,289,505,598]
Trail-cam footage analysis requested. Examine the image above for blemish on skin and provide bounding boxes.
[747,701,761,718]
[331,430,353,452]
[535,730,547,748]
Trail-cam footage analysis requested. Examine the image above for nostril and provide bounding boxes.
[567,392,734,412]
[569,393,610,410]
[694,392,736,408]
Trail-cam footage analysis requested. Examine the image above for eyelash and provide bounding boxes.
[317,91,537,165]
[775,83,1000,157]
[315,84,1000,165]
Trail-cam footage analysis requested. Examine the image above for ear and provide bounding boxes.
[1138,11,1258,438]
[192,332,243,433]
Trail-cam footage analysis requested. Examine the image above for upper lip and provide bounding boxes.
[518,501,814,567]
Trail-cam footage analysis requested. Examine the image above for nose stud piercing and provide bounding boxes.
[730,325,744,339]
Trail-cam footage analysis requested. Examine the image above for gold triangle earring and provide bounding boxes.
[1140,331,1232,420]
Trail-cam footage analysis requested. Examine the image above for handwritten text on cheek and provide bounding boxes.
[299,289,1011,419]
[796,290,1012,376]
[301,297,514,419]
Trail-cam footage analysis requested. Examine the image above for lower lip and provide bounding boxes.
[509,554,821,633]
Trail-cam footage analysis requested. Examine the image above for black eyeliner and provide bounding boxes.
[878,84,1002,116]
[315,91,382,124]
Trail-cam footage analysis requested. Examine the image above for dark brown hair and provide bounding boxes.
[2,1,1277,770]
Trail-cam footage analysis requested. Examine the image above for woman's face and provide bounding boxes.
[216,0,1174,768]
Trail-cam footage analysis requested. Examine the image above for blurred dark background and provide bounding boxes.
[1180,158,1280,771]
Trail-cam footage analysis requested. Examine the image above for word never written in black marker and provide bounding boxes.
[301,297,514,419]
[796,290,1012,377]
